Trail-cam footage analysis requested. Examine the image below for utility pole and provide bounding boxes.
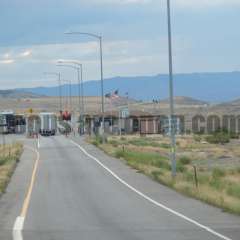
[99,36,105,137]
[167,0,176,177]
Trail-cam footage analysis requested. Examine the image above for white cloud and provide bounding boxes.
[173,0,240,8]
[0,59,15,64]
[79,0,240,7]
[0,49,32,64]
[20,50,32,57]
[3,53,11,59]
[91,0,240,7]
[81,0,151,5]
[0,32,238,89]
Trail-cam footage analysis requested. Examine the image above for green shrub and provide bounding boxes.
[115,150,125,159]
[205,132,230,144]
[229,132,239,139]
[155,159,171,170]
[94,134,108,145]
[128,138,148,146]
[212,168,226,179]
[227,184,240,199]
[0,157,8,166]
[186,129,191,135]
[92,140,99,147]
[176,162,186,173]
[209,178,224,190]
[115,149,170,170]
[127,138,170,148]
[151,170,164,180]
[182,185,193,195]
[179,156,191,165]
[209,168,226,190]
[108,140,119,147]
[159,143,170,148]
[198,173,210,184]
[194,135,202,142]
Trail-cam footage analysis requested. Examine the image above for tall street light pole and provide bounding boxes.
[167,0,176,177]
[65,32,105,137]
[61,79,72,113]
[44,72,62,113]
[57,60,84,120]
[57,63,85,134]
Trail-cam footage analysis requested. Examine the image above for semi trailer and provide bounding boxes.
[15,114,26,134]
[0,111,15,133]
[39,112,57,136]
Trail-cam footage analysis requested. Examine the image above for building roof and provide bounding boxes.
[85,110,153,118]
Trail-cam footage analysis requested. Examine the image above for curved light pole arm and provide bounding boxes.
[64,31,105,137]
[65,31,101,40]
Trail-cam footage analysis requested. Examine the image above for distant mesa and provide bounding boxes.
[217,98,240,106]
[160,96,209,106]
[0,89,44,99]
[15,71,240,103]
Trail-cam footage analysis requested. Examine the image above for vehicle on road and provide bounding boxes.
[0,110,15,134]
[39,112,57,136]
[15,114,26,134]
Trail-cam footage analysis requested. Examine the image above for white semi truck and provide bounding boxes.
[0,111,15,133]
[39,113,57,136]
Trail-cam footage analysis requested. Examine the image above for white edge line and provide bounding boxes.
[13,145,39,240]
[71,140,233,240]
[13,216,24,240]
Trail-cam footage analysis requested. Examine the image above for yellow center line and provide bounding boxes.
[20,145,40,218]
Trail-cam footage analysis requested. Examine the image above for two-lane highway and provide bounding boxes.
[15,135,238,240]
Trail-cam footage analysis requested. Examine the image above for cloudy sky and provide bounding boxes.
[0,0,239,88]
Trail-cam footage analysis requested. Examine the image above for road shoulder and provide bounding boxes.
[0,140,37,239]
[71,135,240,240]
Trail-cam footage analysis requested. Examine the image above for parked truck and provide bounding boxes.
[39,113,57,136]
[0,111,15,134]
[15,114,26,134]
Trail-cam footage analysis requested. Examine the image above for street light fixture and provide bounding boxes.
[57,60,84,118]
[44,72,62,112]
[166,0,176,177]
[64,31,105,137]
[56,63,85,134]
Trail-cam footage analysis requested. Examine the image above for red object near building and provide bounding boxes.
[62,111,71,121]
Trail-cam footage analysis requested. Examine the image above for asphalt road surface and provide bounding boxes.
[0,135,240,240]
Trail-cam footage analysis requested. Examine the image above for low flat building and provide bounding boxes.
[84,111,185,135]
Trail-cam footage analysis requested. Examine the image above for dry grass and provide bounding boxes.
[0,142,23,194]
[90,134,240,215]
